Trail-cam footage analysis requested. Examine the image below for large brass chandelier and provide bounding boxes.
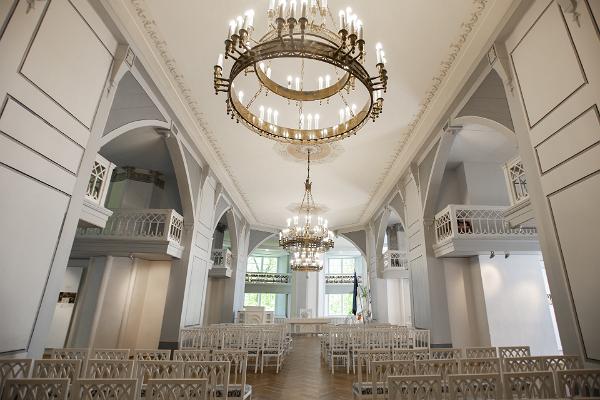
[213,0,388,144]
[279,150,334,272]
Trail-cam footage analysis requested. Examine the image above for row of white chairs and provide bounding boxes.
[383,369,600,400]
[180,324,291,373]
[0,350,252,400]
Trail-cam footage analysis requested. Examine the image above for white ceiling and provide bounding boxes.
[111,0,509,230]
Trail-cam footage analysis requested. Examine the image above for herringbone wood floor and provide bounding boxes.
[247,336,354,399]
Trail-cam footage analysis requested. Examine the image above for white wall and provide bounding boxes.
[478,254,559,355]
[461,162,510,206]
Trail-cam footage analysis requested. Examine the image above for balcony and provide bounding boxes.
[433,204,539,257]
[503,156,534,227]
[73,208,184,259]
[382,250,410,279]
[209,248,233,278]
[325,274,363,285]
[79,154,115,228]
[245,272,291,284]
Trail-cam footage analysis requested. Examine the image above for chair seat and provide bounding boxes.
[214,383,252,398]
[352,382,386,396]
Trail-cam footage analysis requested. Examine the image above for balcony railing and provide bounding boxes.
[503,156,529,205]
[434,204,537,244]
[85,154,115,206]
[325,274,362,285]
[77,208,184,245]
[383,250,408,271]
[212,248,233,268]
[245,272,291,284]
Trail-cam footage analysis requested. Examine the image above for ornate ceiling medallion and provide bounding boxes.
[274,142,344,163]
[213,0,389,145]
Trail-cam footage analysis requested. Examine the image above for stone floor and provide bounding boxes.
[246,336,355,399]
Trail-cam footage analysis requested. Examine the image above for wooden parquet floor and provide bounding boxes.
[246,336,354,399]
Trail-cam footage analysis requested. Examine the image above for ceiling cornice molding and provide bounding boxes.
[357,0,520,226]
[103,0,257,224]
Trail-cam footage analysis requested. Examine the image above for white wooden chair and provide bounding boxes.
[539,355,584,371]
[84,359,135,378]
[459,358,501,374]
[31,359,82,381]
[241,328,262,373]
[556,369,600,399]
[135,360,185,384]
[448,373,502,400]
[388,375,443,400]
[498,346,531,359]
[415,359,460,384]
[502,357,542,373]
[0,359,32,394]
[430,348,462,360]
[370,360,417,400]
[465,347,497,359]
[2,378,69,400]
[182,361,230,400]
[146,379,208,400]
[91,349,130,360]
[212,350,252,400]
[392,327,413,349]
[173,349,212,362]
[328,329,350,374]
[503,371,557,399]
[261,329,285,374]
[132,349,171,361]
[393,349,430,361]
[51,348,89,360]
[222,329,244,350]
[353,349,391,376]
[71,378,137,400]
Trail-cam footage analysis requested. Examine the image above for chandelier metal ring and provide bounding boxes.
[224,38,379,144]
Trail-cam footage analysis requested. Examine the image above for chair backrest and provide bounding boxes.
[132,349,171,361]
[498,346,531,359]
[71,378,137,400]
[51,348,89,360]
[84,359,135,379]
[391,328,413,349]
[448,373,502,400]
[91,349,130,360]
[430,348,462,359]
[182,361,230,400]
[31,359,81,381]
[465,347,498,358]
[173,349,212,362]
[2,378,69,400]
[0,359,32,394]
[146,379,208,400]
[392,349,430,360]
[539,355,584,371]
[212,351,248,400]
[388,375,443,400]
[556,369,600,399]
[221,329,244,350]
[371,360,417,399]
[415,359,460,381]
[367,329,392,350]
[459,358,501,374]
[356,349,392,376]
[242,329,263,351]
[503,371,557,399]
[263,329,283,350]
[502,357,542,373]
[135,360,185,384]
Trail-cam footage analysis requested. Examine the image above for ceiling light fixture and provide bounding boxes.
[279,150,334,271]
[213,0,389,144]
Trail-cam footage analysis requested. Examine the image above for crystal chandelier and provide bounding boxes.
[213,0,389,144]
[279,150,334,271]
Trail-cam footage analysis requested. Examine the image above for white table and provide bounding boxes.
[287,318,331,335]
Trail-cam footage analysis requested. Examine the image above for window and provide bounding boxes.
[244,292,288,316]
[247,256,278,273]
[327,258,356,274]
[326,293,354,316]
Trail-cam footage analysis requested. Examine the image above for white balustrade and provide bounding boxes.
[434,204,537,245]
[503,156,529,205]
[245,272,291,284]
[211,248,233,269]
[383,250,408,271]
[324,274,362,285]
[85,154,115,206]
[77,208,184,245]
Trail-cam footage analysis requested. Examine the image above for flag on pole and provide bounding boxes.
[352,271,359,315]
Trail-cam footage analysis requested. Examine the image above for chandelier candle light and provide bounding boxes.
[279,150,334,272]
[213,0,389,144]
